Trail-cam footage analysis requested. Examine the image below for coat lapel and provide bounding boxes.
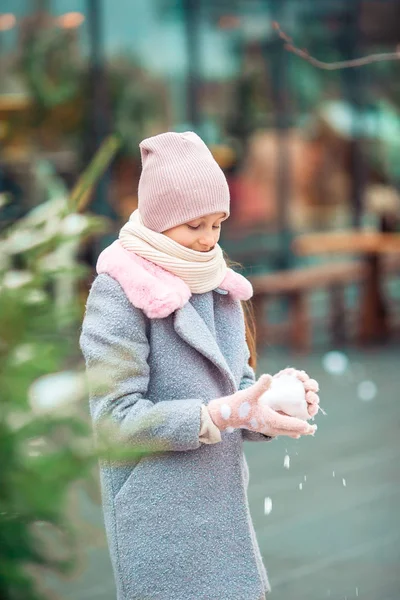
[173,301,237,392]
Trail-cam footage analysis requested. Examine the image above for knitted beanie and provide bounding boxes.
[137,131,230,232]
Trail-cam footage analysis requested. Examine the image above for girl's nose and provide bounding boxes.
[198,233,215,248]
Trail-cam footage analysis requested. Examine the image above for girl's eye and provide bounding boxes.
[187,224,221,230]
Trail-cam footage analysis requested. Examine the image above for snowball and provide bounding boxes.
[259,374,309,420]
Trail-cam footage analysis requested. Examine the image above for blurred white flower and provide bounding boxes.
[38,251,67,272]
[27,437,47,458]
[6,230,43,254]
[21,197,66,228]
[322,351,349,375]
[3,270,33,289]
[42,215,63,239]
[23,289,47,305]
[0,242,10,271]
[61,214,89,236]
[38,243,77,272]
[6,411,34,430]
[11,344,35,365]
[29,370,86,415]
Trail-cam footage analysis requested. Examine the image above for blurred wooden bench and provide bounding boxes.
[249,261,368,353]
[293,231,400,344]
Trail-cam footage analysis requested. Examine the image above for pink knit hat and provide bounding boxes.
[137,131,230,232]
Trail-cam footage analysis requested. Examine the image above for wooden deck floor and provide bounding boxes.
[247,343,400,600]
[48,344,400,600]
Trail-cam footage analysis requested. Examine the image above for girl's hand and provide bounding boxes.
[207,375,317,439]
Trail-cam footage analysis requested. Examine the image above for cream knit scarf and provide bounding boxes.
[119,210,228,294]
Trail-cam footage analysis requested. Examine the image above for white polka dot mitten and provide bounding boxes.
[207,375,317,439]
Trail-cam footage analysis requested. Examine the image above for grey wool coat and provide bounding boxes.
[80,240,272,600]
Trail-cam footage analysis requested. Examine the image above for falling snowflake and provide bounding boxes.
[342,478,347,487]
[332,471,335,477]
[299,483,303,490]
[357,380,377,401]
[322,351,349,375]
[284,455,290,469]
[264,497,272,515]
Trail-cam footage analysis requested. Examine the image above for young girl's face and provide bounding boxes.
[163,212,225,252]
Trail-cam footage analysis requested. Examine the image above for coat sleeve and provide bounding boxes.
[79,274,205,452]
[239,343,274,443]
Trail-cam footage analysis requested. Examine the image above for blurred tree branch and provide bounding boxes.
[69,134,121,213]
[273,22,400,70]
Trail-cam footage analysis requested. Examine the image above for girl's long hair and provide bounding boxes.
[225,255,257,371]
[242,298,257,371]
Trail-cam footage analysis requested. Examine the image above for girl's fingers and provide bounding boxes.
[249,374,272,400]
[307,403,319,418]
[268,432,300,439]
[268,426,316,439]
[306,391,319,405]
[276,429,301,439]
[304,378,319,393]
[263,407,316,434]
[275,367,296,378]
[296,370,310,383]
[275,430,301,440]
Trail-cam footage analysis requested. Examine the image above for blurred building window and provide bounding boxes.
[1,0,399,257]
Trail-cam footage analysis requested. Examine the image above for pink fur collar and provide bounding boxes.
[96,241,253,319]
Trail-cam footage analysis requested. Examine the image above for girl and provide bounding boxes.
[80,131,320,600]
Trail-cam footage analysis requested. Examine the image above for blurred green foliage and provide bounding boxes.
[0,140,113,600]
